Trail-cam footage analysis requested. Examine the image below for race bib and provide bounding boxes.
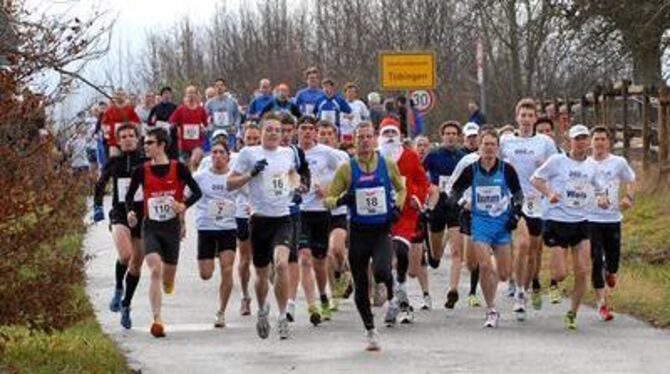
[183,124,200,140]
[207,199,235,220]
[147,195,176,221]
[264,172,290,198]
[155,121,171,133]
[439,175,451,193]
[321,110,336,124]
[116,178,143,202]
[523,193,542,217]
[213,112,229,127]
[304,104,315,116]
[565,179,590,209]
[475,186,508,217]
[355,186,388,216]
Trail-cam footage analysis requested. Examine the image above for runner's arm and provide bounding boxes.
[324,163,352,209]
[93,158,115,207]
[178,163,202,207]
[296,147,311,189]
[503,162,524,213]
[447,166,474,206]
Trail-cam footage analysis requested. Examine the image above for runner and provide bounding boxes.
[278,114,311,323]
[246,79,274,120]
[260,83,302,118]
[530,124,609,330]
[411,135,433,310]
[315,78,352,142]
[295,66,325,116]
[135,91,156,136]
[324,121,406,351]
[587,126,636,322]
[205,78,242,151]
[534,117,563,153]
[227,113,301,340]
[297,116,345,324]
[448,128,523,328]
[147,87,178,158]
[423,121,466,309]
[124,127,202,338]
[100,89,140,158]
[93,124,145,329]
[169,85,208,171]
[193,139,239,328]
[340,82,370,142]
[377,120,429,324]
[316,120,354,303]
[499,98,557,318]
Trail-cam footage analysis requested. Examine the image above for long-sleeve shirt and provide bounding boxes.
[324,152,407,211]
[295,87,325,116]
[94,151,146,208]
[315,94,352,130]
[246,94,274,120]
[261,98,302,118]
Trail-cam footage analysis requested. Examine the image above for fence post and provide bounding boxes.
[642,92,650,170]
[622,81,630,159]
[658,87,669,172]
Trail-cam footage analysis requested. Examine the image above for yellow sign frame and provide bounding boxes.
[379,51,436,90]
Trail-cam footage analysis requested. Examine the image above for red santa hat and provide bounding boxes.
[379,117,401,135]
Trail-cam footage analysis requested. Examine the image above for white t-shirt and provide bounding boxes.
[232,145,296,217]
[301,144,346,212]
[500,133,557,217]
[532,153,603,223]
[448,152,480,205]
[340,99,369,136]
[324,148,351,216]
[587,154,636,223]
[194,169,238,231]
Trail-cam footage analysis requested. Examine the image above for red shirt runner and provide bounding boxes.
[143,161,184,222]
[392,146,430,244]
[101,105,140,147]
[169,104,208,152]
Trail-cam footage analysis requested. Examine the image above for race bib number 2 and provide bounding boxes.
[355,187,387,216]
[148,196,176,221]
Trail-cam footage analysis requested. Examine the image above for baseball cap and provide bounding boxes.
[463,122,480,137]
[211,129,228,140]
[568,124,589,139]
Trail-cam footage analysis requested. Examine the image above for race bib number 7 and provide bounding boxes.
[355,187,388,216]
[148,195,176,221]
[207,199,235,220]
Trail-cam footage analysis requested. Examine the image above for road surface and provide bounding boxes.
[84,203,670,373]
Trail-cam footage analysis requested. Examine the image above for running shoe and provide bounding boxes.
[365,329,381,351]
[334,275,348,299]
[565,310,577,330]
[214,310,226,328]
[549,285,562,304]
[531,291,543,311]
[384,300,399,326]
[163,282,174,295]
[278,317,289,340]
[605,272,617,288]
[109,289,123,313]
[286,300,296,322]
[373,283,386,307]
[256,306,271,339]
[598,303,614,322]
[484,310,499,328]
[420,294,433,310]
[505,281,516,298]
[467,294,481,308]
[396,284,409,306]
[444,290,459,309]
[308,305,322,326]
[330,297,339,312]
[150,319,166,338]
[514,292,527,321]
[120,306,132,330]
[399,303,414,324]
[321,302,332,321]
[240,297,252,316]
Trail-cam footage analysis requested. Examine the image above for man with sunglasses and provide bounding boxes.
[93,124,146,330]
[227,113,301,340]
[124,127,202,338]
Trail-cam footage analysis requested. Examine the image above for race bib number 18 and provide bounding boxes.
[355,187,387,216]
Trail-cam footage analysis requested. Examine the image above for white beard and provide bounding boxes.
[379,136,403,162]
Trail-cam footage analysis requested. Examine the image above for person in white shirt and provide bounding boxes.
[530,124,609,330]
[341,82,370,138]
[227,113,299,340]
[193,139,239,328]
[499,98,557,317]
[587,126,636,322]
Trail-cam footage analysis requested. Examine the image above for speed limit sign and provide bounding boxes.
[409,90,435,114]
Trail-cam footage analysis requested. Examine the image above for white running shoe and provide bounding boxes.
[278,317,289,340]
[214,310,226,328]
[256,305,271,339]
[484,310,500,328]
[384,300,399,326]
[396,283,409,306]
[514,292,527,321]
[365,329,381,351]
[420,294,432,310]
[399,303,415,324]
[286,300,296,323]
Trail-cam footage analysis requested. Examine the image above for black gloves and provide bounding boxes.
[250,159,268,177]
[336,190,355,207]
[292,189,303,205]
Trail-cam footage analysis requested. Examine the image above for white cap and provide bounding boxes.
[463,122,480,137]
[568,124,589,139]
[367,92,382,105]
[211,129,228,140]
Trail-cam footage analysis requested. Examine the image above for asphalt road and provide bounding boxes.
[84,202,670,374]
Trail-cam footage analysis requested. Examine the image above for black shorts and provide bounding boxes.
[299,212,331,259]
[430,194,460,232]
[521,213,543,237]
[329,213,348,232]
[249,215,295,268]
[235,217,250,241]
[197,230,237,260]
[459,209,472,236]
[289,213,300,263]
[543,220,589,249]
[109,206,143,238]
[143,220,181,265]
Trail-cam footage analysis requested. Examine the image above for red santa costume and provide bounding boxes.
[378,118,430,248]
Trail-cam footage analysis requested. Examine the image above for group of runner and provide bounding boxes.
[91,67,636,351]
